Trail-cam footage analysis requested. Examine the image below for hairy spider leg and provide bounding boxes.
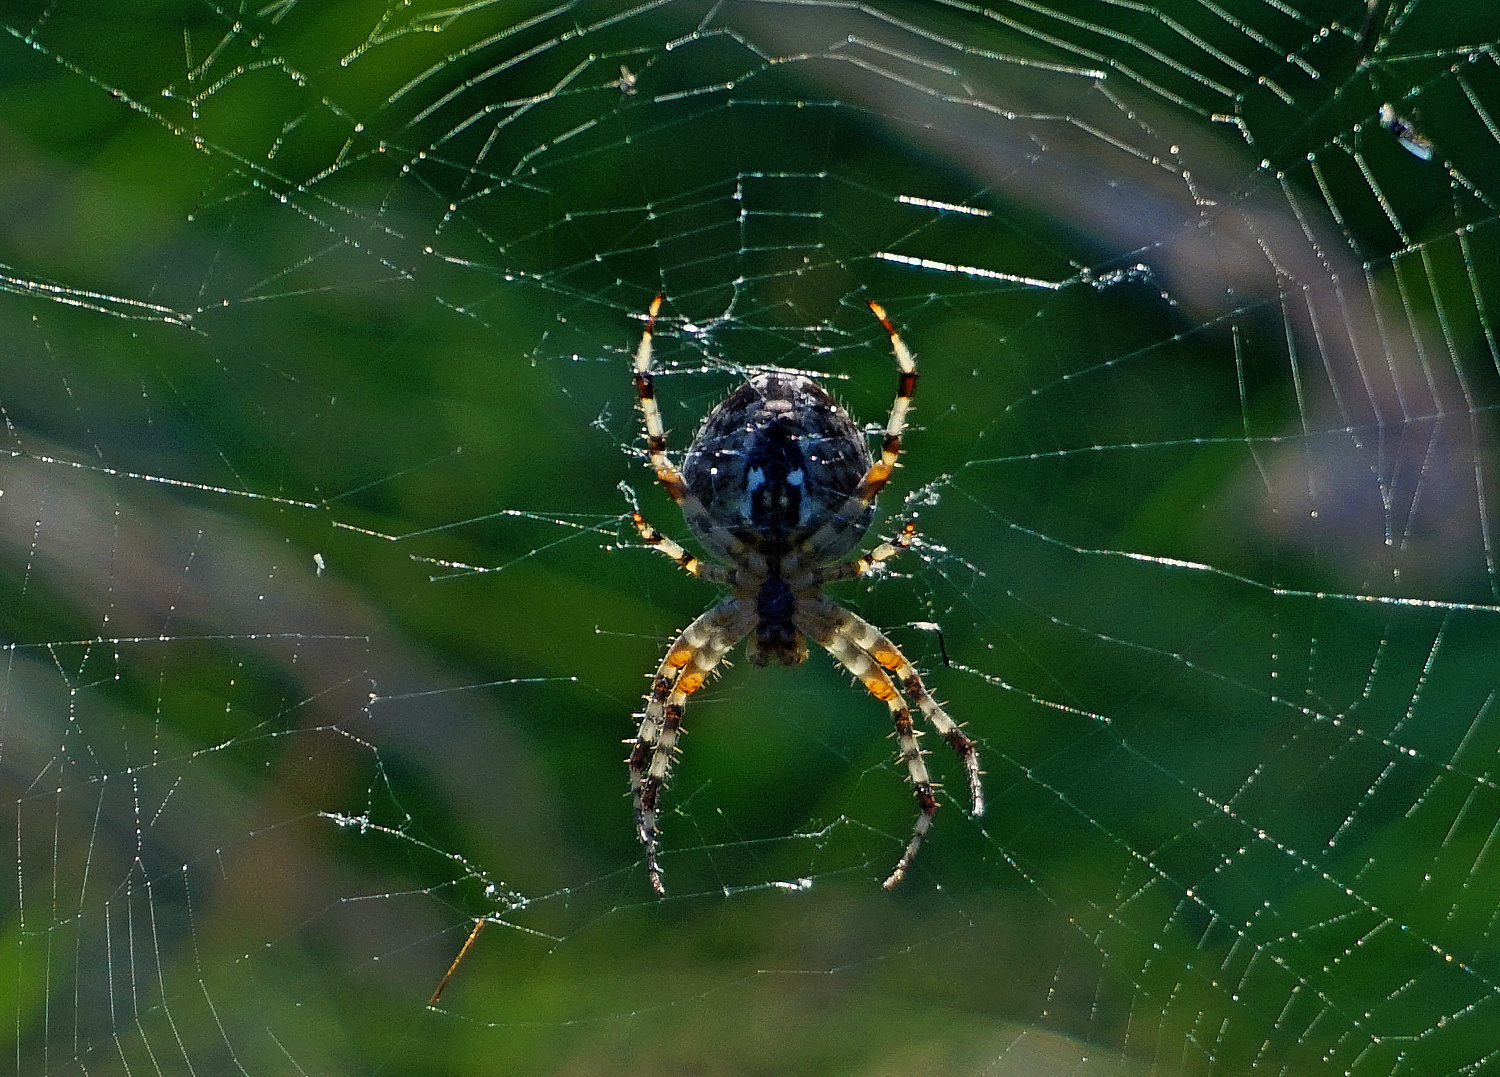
[787,300,918,573]
[631,510,736,585]
[627,597,755,894]
[802,520,917,587]
[805,610,936,889]
[826,600,983,816]
[798,595,983,887]
[631,295,757,568]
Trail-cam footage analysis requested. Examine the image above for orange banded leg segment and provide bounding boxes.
[630,295,691,503]
[867,300,918,479]
[628,598,752,895]
[630,297,754,567]
[796,302,919,564]
[816,628,938,890]
[841,610,984,818]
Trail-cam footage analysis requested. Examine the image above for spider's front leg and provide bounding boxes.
[630,295,691,504]
[792,301,918,567]
[628,597,753,894]
[630,295,758,568]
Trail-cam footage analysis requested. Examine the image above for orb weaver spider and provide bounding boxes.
[427,299,985,1005]
[626,296,983,894]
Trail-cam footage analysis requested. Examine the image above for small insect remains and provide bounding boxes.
[1379,103,1434,161]
[625,296,983,894]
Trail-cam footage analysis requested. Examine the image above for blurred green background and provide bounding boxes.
[2,1,1499,1074]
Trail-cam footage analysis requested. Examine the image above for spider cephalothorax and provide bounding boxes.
[626,297,983,894]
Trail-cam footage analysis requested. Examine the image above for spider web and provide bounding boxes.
[1,0,1498,1072]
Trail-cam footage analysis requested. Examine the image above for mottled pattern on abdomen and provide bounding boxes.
[683,372,874,559]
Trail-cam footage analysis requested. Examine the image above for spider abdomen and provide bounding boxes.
[683,372,874,558]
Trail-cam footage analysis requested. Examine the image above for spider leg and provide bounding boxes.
[799,596,982,888]
[631,295,690,504]
[809,614,936,889]
[839,608,983,817]
[864,299,918,493]
[807,521,917,586]
[628,596,754,895]
[631,510,734,585]
[790,301,917,569]
[631,296,760,568]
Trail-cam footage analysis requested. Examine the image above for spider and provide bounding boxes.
[626,296,984,894]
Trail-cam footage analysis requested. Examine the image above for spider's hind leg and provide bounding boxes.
[815,620,937,889]
[628,597,753,894]
[799,596,982,888]
[840,610,983,819]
